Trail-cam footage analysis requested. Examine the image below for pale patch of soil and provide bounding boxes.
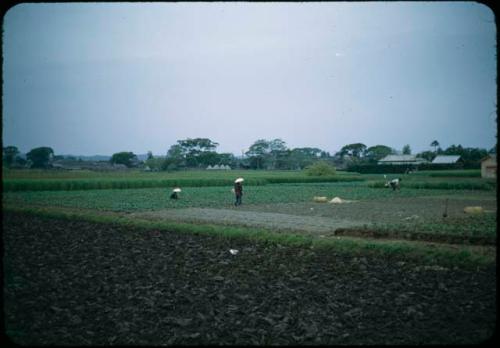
[132,208,369,234]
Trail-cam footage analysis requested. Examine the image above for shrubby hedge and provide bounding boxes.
[346,163,473,174]
[368,180,495,191]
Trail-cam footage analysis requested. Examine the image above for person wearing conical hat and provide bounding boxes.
[170,187,181,200]
[234,178,244,206]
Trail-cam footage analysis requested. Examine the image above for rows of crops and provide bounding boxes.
[3,182,491,213]
[3,169,497,266]
[2,169,366,192]
[366,213,497,241]
[2,176,367,192]
[411,169,481,178]
[2,168,356,180]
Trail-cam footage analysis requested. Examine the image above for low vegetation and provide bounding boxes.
[305,161,337,176]
[368,180,495,191]
[2,168,496,268]
[2,169,361,192]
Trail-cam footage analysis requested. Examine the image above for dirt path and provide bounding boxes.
[3,211,496,345]
[237,195,497,223]
[132,208,370,234]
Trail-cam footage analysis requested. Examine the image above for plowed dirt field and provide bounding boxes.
[3,212,496,345]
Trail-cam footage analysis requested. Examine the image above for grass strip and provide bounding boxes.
[3,205,494,269]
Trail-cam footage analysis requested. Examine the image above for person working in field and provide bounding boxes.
[170,187,181,199]
[388,178,401,191]
[233,178,244,206]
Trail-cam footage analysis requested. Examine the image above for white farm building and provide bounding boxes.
[378,155,428,165]
[431,155,461,164]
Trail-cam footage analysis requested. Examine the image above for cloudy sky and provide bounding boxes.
[2,2,496,156]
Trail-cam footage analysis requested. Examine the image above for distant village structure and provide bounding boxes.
[481,155,497,178]
[207,164,231,170]
[431,155,462,165]
[377,155,428,165]
[52,160,128,171]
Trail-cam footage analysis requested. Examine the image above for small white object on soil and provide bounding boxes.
[313,196,328,203]
[463,206,484,214]
[229,249,239,255]
[329,197,343,204]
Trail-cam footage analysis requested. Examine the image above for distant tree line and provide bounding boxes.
[144,138,333,171]
[3,139,495,171]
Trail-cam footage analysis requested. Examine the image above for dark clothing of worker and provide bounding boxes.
[234,182,243,206]
[170,191,178,199]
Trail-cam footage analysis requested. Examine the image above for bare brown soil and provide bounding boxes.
[3,211,496,345]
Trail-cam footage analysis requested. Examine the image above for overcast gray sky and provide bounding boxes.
[2,1,496,156]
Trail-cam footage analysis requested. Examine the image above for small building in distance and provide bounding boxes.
[431,155,462,165]
[378,155,428,165]
[481,155,497,178]
[207,164,231,170]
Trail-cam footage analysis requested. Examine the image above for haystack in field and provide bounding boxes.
[329,197,343,204]
[463,206,484,214]
[313,196,328,203]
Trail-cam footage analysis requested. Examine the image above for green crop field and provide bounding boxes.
[1,182,479,211]
[2,168,497,265]
[2,168,359,180]
[2,169,362,192]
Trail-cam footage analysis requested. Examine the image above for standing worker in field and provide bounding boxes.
[234,178,244,206]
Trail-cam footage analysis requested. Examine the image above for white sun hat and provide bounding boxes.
[172,187,182,192]
[234,178,244,183]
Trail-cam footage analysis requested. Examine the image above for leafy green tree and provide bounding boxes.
[443,145,487,167]
[15,157,27,166]
[110,152,138,168]
[417,150,436,162]
[443,144,463,156]
[364,145,394,163]
[217,153,237,167]
[3,146,20,167]
[269,139,287,152]
[26,146,54,168]
[196,151,220,167]
[163,144,186,170]
[339,143,367,158]
[320,151,331,158]
[147,151,153,160]
[268,138,288,169]
[246,139,271,169]
[402,144,412,155]
[288,147,322,169]
[145,157,164,171]
[177,138,219,168]
[430,140,440,153]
